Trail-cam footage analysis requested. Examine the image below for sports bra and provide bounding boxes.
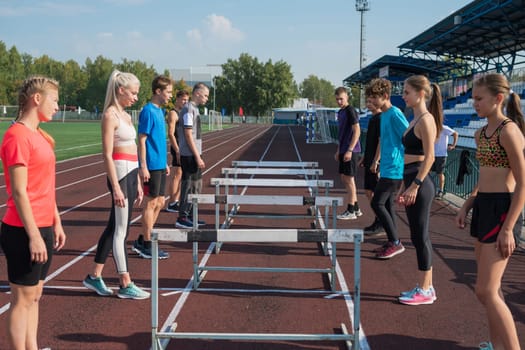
[114,112,136,147]
[402,126,424,155]
[476,119,511,168]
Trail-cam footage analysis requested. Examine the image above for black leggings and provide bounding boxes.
[371,178,402,242]
[403,162,434,271]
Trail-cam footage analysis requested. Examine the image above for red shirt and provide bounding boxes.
[1,123,56,227]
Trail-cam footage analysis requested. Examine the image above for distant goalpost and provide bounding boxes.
[209,110,223,131]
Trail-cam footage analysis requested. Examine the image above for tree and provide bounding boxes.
[215,53,297,116]
[299,75,338,108]
[82,56,114,112]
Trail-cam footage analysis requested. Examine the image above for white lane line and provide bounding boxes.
[0,126,271,319]
[288,126,370,350]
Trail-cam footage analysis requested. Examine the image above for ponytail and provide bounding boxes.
[506,92,525,136]
[428,82,443,136]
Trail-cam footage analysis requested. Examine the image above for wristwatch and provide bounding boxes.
[413,178,423,186]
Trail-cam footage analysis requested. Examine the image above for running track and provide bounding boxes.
[0,124,523,350]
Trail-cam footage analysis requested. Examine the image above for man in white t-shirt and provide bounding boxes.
[432,125,458,199]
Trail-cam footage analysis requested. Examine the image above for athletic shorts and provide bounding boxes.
[143,169,166,198]
[363,166,379,191]
[338,153,358,177]
[431,156,446,174]
[470,192,522,244]
[170,147,181,167]
[0,223,53,286]
[181,155,203,181]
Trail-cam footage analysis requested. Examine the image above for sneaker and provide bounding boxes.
[136,244,169,259]
[131,235,144,255]
[478,342,494,350]
[189,217,206,226]
[156,246,170,259]
[398,287,435,305]
[364,221,385,236]
[83,275,113,296]
[337,210,357,220]
[373,241,390,253]
[176,217,193,229]
[400,285,437,301]
[354,208,363,217]
[375,241,405,259]
[117,282,150,300]
[165,201,180,213]
[435,190,444,200]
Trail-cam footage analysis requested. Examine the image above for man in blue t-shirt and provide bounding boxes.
[334,87,362,220]
[366,78,409,259]
[133,75,173,259]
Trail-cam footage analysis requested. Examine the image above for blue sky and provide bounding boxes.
[1,0,472,86]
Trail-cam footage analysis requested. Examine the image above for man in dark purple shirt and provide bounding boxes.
[334,87,362,220]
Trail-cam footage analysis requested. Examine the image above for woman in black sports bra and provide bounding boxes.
[397,75,443,306]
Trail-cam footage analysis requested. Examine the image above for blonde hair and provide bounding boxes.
[103,70,140,113]
[404,75,444,136]
[17,75,59,148]
[473,73,525,135]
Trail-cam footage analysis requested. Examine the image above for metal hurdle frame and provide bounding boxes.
[151,228,363,350]
[210,178,334,225]
[188,194,342,290]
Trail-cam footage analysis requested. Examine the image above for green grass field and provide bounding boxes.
[0,120,220,172]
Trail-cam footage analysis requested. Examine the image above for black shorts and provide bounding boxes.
[338,153,358,177]
[363,167,379,191]
[181,156,203,181]
[170,147,181,167]
[470,192,522,244]
[0,223,53,286]
[431,156,446,174]
[143,169,166,198]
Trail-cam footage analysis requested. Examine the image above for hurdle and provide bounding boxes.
[151,228,363,350]
[190,193,341,231]
[210,178,334,226]
[231,160,318,168]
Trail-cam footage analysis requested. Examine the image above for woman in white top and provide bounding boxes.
[82,70,149,300]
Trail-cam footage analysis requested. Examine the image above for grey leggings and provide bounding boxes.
[94,160,138,274]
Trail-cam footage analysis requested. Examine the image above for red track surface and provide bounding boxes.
[0,124,523,350]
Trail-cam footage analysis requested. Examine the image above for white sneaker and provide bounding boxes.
[337,210,357,220]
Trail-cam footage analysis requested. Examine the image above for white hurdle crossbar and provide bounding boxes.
[211,178,333,217]
[189,193,341,229]
[222,167,323,176]
[231,160,318,168]
[151,228,363,350]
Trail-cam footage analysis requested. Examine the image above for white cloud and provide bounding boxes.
[186,29,203,46]
[204,14,244,42]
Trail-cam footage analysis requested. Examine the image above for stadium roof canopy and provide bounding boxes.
[343,55,468,86]
[344,0,525,86]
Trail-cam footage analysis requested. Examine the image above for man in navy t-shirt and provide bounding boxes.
[334,87,362,220]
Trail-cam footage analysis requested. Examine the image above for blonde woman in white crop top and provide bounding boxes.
[82,70,150,300]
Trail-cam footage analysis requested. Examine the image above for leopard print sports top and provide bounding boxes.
[476,119,511,168]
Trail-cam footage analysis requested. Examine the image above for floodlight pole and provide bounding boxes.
[207,64,222,113]
[355,0,370,109]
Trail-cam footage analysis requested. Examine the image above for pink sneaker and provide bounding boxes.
[400,285,437,301]
[398,287,435,305]
[375,242,405,259]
